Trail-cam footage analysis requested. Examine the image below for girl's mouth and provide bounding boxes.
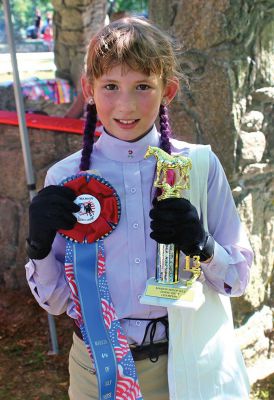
[114,119,139,128]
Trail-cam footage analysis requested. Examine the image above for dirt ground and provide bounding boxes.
[0,288,72,400]
[0,288,273,400]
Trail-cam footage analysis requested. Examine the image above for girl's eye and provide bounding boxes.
[137,84,150,90]
[105,84,118,90]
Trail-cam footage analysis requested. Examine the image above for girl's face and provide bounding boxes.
[82,65,178,142]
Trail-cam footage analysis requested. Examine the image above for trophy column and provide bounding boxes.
[156,243,180,284]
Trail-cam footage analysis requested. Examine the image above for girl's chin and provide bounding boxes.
[104,125,153,142]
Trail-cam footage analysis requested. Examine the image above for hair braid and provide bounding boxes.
[159,105,172,154]
[79,104,97,171]
[153,105,173,200]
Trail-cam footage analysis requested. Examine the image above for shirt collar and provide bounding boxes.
[95,125,160,162]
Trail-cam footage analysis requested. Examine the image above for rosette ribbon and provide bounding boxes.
[59,173,143,400]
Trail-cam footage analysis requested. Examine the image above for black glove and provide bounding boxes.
[150,198,214,261]
[26,185,80,259]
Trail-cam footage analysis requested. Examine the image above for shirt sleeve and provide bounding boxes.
[25,233,76,317]
[25,170,76,317]
[200,151,253,296]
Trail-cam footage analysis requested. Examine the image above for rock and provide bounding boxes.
[241,111,264,132]
[256,20,274,85]
[252,87,274,104]
[235,306,272,367]
[0,85,16,111]
[59,9,83,31]
[3,265,19,290]
[242,162,272,178]
[0,126,28,200]
[235,181,274,311]
[58,30,86,47]
[248,359,274,386]
[238,131,266,165]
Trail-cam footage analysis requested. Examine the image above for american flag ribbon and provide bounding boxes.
[64,239,143,400]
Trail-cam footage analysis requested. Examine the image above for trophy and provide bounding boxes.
[140,146,205,309]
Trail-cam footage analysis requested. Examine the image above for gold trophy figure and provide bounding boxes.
[140,146,204,308]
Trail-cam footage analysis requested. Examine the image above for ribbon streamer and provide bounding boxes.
[61,174,143,400]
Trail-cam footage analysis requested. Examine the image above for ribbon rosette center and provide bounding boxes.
[59,173,120,243]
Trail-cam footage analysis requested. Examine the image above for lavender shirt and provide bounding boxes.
[25,126,253,345]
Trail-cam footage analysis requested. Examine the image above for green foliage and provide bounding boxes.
[110,0,148,14]
[1,0,53,41]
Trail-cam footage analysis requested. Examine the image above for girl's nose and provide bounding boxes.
[117,92,137,113]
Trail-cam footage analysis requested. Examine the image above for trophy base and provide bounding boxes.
[139,277,205,310]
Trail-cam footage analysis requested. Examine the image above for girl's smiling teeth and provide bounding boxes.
[114,118,139,125]
[115,118,138,125]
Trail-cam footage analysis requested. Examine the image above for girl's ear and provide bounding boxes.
[81,75,94,101]
[162,77,179,105]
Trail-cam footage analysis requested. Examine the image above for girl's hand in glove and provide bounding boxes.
[150,198,214,261]
[26,185,80,259]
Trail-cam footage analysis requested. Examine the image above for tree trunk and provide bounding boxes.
[52,0,108,90]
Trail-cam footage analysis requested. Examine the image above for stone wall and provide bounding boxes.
[233,87,274,316]
[52,0,107,90]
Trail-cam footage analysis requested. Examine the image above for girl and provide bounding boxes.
[26,17,253,400]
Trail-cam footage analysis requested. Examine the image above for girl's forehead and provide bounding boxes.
[96,64,161,81]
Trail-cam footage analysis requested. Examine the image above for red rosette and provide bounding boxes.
[58,174,120,243]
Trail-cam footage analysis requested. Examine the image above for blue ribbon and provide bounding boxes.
[73,242,117,400]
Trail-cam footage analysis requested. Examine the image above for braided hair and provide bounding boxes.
[159,105,172,155]
[79,103,97,171]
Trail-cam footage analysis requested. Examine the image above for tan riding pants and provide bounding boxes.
[69,333,169,400]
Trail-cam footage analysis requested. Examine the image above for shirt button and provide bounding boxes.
[130,187,136,194]
[133,223,139,229]
[135,258,141,264]
[135,321,141,326]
